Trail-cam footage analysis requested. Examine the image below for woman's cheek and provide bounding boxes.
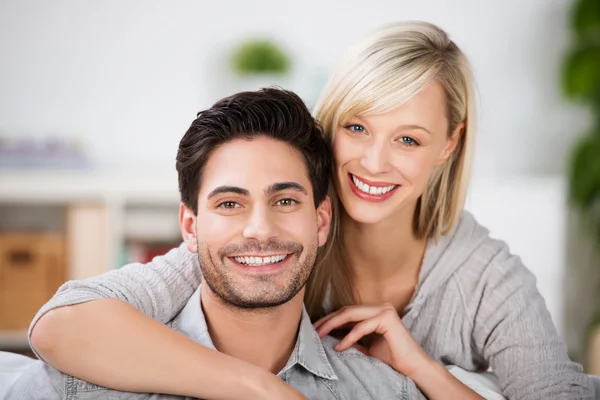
[333,134,364,164]
[397,152,436,184]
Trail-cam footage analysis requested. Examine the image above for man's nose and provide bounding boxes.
[242,205,278,242]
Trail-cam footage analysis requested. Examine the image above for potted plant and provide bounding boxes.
[230,39,292,92]
[563,0,600,372]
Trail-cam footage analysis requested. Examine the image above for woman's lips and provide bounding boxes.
[348,173,400,203]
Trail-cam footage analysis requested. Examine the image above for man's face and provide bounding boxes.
[180,137,331,309]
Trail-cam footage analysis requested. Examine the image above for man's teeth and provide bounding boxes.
[234,255,287,266]
[351,175,397,195]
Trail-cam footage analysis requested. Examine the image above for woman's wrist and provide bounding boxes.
[405,355,438,382]
[247,368,306,399]
[182,352,283,400]
[215,362,274,399]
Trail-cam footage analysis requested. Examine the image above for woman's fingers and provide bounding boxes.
[312,310,339,331]
[335,306,400,352]
[335,317,382,351]
[351,343,369,355]
[315,306,383,338]
[313,305,359,330]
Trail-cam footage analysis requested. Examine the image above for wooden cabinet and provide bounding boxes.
[0,233,66,330]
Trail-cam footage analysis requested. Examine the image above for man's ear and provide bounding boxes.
[179,203,198,253]
[316,196,332,248]
[435,122,464,166]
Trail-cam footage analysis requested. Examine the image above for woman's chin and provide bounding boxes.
[340,198,393,225]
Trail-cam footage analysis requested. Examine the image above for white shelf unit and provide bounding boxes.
[0,170,182,274]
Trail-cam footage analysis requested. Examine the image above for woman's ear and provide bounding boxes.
[179,203,198,253]
[436,122,464,166]
[316,196,332,248]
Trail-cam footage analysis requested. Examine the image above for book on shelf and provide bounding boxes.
[121,241,182,265]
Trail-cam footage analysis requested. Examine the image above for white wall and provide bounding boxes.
[0,0,592,175]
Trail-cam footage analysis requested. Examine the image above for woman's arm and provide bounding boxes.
[30,244,304,399]
[30,244,200,359]
[32,299,304,399]
[472,246,594,400]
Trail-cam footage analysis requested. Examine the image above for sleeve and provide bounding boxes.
[471,245,594,400]
[28,243,202,358]
[5,361,66,400]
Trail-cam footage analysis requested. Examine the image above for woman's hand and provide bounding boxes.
[314,304,484,400]
[313,303,431,378]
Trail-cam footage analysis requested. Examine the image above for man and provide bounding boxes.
[8,89,423,399]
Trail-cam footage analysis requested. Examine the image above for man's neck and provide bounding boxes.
[200,287,304,374]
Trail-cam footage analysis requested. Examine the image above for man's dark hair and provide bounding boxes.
[176,88,331,213]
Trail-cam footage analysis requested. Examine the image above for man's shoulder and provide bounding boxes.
[7,360,66,399]
[7,360,184,400]
[319,336,423,399]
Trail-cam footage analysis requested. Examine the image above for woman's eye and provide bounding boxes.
[400,136,419,146]
[276,198,297,207]
[218,201,239,209]
[345,124,366,134]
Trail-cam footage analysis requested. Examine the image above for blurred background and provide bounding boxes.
[0,0,599,373]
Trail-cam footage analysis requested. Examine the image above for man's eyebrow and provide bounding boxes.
[265,182,308,196]
[207,186,250,199]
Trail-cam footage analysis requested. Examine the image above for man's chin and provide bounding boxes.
[228,297,293,310]
[213,279,301,310]
[217,290,297,310]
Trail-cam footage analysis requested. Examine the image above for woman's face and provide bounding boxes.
[332,81,462,225]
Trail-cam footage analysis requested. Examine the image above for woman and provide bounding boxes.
[29,21,593,399]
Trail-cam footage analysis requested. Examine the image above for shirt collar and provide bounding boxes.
[279,306,338,380]
[173,286,337,381]
[172,287,216,350]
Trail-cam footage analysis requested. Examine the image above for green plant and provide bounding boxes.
[564,0,600,248]
[231,39,291,76]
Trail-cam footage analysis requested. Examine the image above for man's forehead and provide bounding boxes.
[200,138,311,192]
[204,138,308,177]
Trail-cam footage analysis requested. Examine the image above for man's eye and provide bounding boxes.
[218,201,239,209]
[344,124,366,134]
[276,198,297,207]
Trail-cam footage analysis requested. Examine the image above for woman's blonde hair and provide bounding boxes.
[305,21,477,319]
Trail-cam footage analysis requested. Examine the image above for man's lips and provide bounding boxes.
[230,254,290,266]
[227,253,293,273]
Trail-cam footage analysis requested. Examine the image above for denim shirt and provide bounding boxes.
[8,288,424,400]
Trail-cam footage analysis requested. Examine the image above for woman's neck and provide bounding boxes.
[341,203,427,309]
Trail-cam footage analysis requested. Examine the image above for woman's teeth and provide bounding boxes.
[234,255,287,267]
[351,175,397,195]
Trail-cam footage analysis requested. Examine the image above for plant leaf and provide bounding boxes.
[563,44,600,101]
[570,130,600,210]
[572,0,600,41]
